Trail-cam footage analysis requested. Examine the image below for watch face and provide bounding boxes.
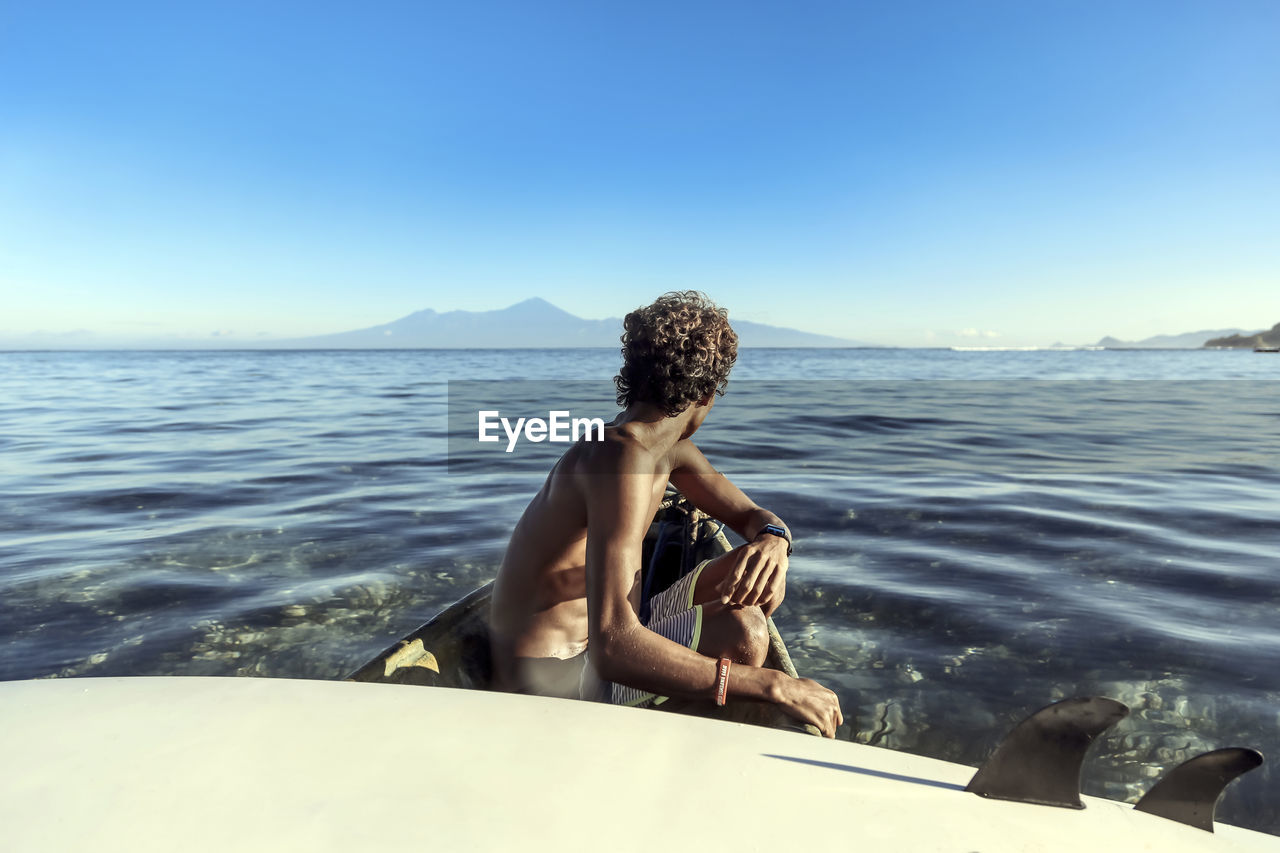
[758,524,793,555]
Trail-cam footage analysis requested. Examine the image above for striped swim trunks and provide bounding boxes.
[609,559,710,708]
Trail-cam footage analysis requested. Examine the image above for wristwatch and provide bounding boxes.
[755,523,793,556]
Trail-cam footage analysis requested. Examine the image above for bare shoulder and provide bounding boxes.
[668,437,716,474]
[567,432,667,535]
[571,428,661,478]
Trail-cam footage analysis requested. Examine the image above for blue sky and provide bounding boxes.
[2,0,1277,346]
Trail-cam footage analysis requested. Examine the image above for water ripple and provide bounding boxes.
[2,350,1278,834]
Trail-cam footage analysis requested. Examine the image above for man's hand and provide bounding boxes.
[774,676,844,738]
[714,534,789,614]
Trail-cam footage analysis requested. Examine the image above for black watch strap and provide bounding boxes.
[756,524,793,555]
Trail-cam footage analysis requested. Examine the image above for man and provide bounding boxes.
[489,291,842,737]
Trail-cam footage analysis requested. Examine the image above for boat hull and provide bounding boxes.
[2,676,1275,852]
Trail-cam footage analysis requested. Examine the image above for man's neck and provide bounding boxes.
[610,402,700,453]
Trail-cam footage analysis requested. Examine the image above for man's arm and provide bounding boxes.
[582,447,840,736]
[668,442,791,614]
[668,441,789,540]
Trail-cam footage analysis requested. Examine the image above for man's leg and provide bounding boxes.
[647,548,775,665]
[608,597,769,707]
[637,601,769,715]
[689,545,783,615]
[696,600,769,668]
[608,551,773,707]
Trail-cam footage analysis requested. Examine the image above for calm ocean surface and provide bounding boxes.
[2,348,1278,833]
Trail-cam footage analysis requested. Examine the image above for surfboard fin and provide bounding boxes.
[1133,747,1264,832]
[965,696,1129,809]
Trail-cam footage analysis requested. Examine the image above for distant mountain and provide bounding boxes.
[1095,328,1261,349]
[730,319,870,348]
[273,298,618,348]
[1204,323,1280,349]
[272,297,870,348]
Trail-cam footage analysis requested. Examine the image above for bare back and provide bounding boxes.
[488,428,671,678]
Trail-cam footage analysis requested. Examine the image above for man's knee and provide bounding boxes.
[718,604,769,667]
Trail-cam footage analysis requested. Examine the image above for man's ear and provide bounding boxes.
[697,392,714,408]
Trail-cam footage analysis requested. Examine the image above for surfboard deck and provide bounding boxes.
[1,676,1275,852]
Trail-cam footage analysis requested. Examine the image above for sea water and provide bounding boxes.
[1,347,1277,834]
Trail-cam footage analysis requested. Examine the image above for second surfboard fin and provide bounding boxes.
[1134,747,1264,832]
[965,696,1130,809]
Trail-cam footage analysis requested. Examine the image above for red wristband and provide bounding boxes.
[714,658,731,706]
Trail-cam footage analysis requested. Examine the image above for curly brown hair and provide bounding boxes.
[614,291,738,416]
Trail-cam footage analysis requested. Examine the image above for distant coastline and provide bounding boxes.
[4,301,1275,352]
[1093,327,1262,349]
[1204,323,1280,349]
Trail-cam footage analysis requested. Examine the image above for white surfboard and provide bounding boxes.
[1,676,1275,852]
